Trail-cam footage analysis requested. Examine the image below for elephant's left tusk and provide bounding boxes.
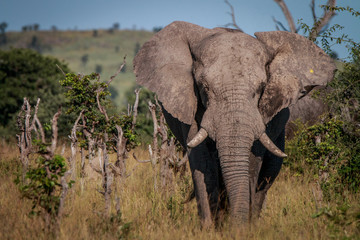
[187,128,208,148]
[259,133,287,158]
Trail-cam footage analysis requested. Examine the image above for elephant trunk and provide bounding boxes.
[216,119,254,222]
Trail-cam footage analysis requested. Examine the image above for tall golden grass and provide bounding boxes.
[0,143,358,239]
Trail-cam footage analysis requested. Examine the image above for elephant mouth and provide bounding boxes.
[299,85,320,99]
[187,99,287,158]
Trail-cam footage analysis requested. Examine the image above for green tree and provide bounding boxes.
[0,22,8,45]
[33,23,40,31]
[81,54,89,67]
[93,29,98,37]
[28,35,41,53]
[95,64,103,74]
[152,26,163,33]
[134,42,141,56]
[113,22,120,30]
[0,48,71,138]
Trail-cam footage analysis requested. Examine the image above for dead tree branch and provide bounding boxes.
[132,88,141,129]
[147,99,187,190]
[16,98,33,180]
[274,0,297,33]
[148,100,159,165]
[102,132,113,217]
[96,91,109,122]
[106,56,127,86]
[49,108,61,157]
[224,0,243,31]
[272,16,290,31]
[309,0,337,41]
[68,110,84,180]
[56,64,66,77]
[311,0,317,23]
[114,125,126,177]
[34,115,45,143]
[132,152,151,163]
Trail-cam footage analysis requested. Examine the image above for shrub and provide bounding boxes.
[285,118,360,197]
[0,48,71,139]
[16,154,70,218]
[285,45,360,197]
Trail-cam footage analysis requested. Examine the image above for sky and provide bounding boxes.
[1,0,360,59]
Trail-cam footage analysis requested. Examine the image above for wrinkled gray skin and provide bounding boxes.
[133,21,335,227]
[286,91,328,138]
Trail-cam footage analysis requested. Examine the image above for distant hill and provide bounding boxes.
[1,29,154,106]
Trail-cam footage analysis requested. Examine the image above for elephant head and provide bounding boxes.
[133,21,335,222]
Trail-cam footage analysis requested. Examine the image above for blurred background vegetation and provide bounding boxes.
[0,25,157,143]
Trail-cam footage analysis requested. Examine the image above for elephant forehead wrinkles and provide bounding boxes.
[193,33,270,92]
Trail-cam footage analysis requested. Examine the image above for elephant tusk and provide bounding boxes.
[187,128,208,148]
[259,133,287,158]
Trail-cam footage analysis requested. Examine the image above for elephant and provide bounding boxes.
[286,90,329,138]
[133,21,336,227]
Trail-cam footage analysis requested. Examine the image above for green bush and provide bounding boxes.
[285,118,360,197]
[325,47,360,138]
[0,48,71,139]
[15,153,72,218]
[285,45,360,197]
[60,72,139,151]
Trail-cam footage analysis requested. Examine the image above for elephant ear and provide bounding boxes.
[133,21,213,125]
[255,31,336,124]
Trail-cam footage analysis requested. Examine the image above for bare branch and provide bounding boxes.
[148,100,159,164]
[114,124,127,178]
[24,98,32,148]
[68,110,83,180]
[29,98,40,131]
[96,91,109,122]
[132,152,151,163]
[274,0,297,33]
[272,16,289,32]
[106,56,127,86]
[132,88,141,129]
[58,169,71,219]
[71,110,84,140]
[34,116,45,143]
[176,152,189,167]
[56,64,66,77]
[48,108,61,157]
[17,98,32,179]
[311,0,317,23]
[224,0,243,31]
[309,0,336,41]
[108,163,122,175]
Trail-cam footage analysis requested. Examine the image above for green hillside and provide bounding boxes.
[2,29,154,106]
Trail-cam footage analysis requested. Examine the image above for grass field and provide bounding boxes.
[3,29,154,106]
[1,142,359,240]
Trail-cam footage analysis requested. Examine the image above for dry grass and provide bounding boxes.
[0,143,358,240]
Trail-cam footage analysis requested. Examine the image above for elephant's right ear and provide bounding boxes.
[134,21,211,125]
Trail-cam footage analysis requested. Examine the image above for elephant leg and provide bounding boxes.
[161,105,221,227]
[252,129,286,218]
[249,153,263,219]
[187,137,222,228]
